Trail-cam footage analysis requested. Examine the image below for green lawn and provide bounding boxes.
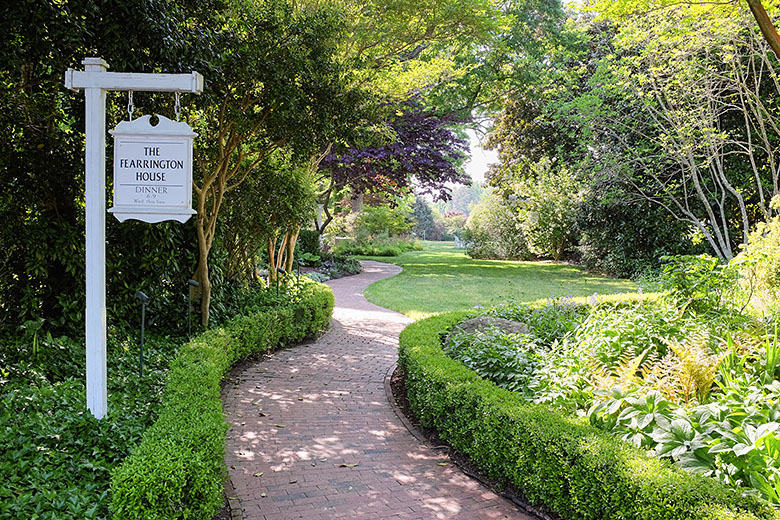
[361,241,638,320]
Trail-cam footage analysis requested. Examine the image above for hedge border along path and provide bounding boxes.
[399,311,780,520]
[221,261,527,520]
[109,279,335,520]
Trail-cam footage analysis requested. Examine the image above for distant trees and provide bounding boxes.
[411,197,436,240]
[481,1,780,273]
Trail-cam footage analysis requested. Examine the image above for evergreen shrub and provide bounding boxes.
[297,229,322,256]
[110,280,333,519]
[398,312,779,520]
[577,187,696,278]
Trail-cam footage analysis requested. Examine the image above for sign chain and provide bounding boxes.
[174,91,181,121]
[127,90,135,121]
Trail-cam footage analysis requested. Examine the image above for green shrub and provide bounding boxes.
[356,205,414,237]
[491,296,589,343]
[659,254,738,314]
[572,300,694,368]
[464,193,531,260]
[298,252,322,267]
[577,184,697,278]
[398,312,779,520]
[317,253,362,279]
[733,200,780,314]
[297,229,322,256]
[110,279,333,519]
[334,236,422,257]
[516,158,581,261]
[206,278,294,329]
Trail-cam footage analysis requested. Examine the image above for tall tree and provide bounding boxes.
[190,0,363,324]
[220,150,317,285]
[581,8,780,260]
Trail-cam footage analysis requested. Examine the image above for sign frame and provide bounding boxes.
[109,114,197,223]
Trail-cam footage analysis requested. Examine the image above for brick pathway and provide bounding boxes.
[222,261,531,520]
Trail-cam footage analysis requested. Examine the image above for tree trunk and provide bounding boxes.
[747,0,780,60]
[194,232,212,328]
[267,236,278,285]
[275,233,289,277]
[194,180,223,327]
[285,225,300,273]
[315,180,335,235]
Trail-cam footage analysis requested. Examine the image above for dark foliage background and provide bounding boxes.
[0,0,227,334]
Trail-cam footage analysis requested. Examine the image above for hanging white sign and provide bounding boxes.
[109,114,197,223]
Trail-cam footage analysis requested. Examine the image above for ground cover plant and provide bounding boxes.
[437,254,780,507]
[361,241,636,320]
[0,334,177,520]
[0,278,332,519]
[309,253,362,280]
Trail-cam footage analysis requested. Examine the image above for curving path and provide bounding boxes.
[222,261,531,520]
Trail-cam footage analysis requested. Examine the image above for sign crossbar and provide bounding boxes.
[65,70,204,93]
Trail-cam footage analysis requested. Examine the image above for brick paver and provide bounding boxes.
[223,261,532,519]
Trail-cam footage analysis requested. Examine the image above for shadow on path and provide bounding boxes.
[222,261,530,520]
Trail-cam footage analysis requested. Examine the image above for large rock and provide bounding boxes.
[444,316,529,347]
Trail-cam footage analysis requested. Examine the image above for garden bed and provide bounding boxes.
[0,278,333,520]
[398,309,780,520]
[110,279,333,519]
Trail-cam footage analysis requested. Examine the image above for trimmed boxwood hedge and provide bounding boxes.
[110,280,334,519]
[398,312,780,520]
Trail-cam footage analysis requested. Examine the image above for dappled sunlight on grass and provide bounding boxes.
[360,241,638,318]
[407,310,436,321]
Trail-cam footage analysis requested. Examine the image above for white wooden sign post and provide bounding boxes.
[64,58,203,419]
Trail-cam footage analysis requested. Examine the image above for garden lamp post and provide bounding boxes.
[135,290,150,377]
[276,268,286,297]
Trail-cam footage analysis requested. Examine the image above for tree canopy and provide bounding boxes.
[320,96,470,202]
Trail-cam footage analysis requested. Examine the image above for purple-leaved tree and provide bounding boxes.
[316,97,470,232]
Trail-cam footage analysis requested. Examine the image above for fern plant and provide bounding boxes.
[644,333,726,405]
[589,346,652,393]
